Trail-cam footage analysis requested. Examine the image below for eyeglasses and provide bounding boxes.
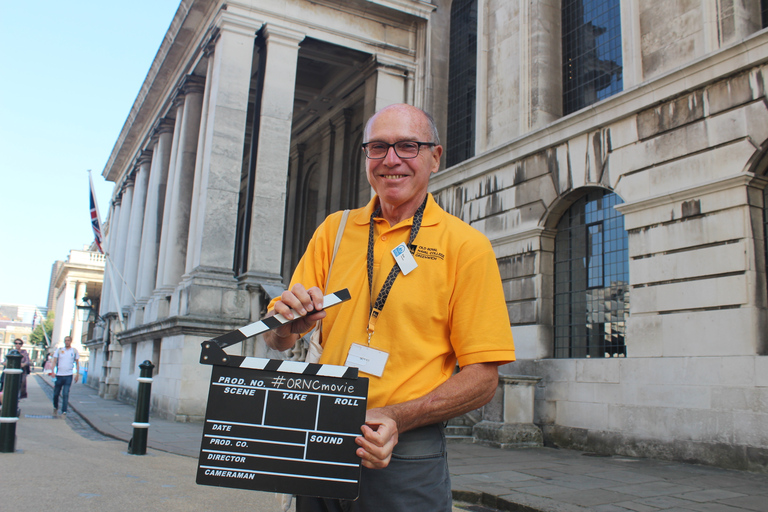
[361,141,436,159]
[14,342,22,345]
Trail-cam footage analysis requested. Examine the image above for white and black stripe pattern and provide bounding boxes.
[234,356,358,379]
[211,289,351,349]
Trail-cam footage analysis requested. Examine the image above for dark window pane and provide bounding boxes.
[554,190,629,358]
[447,0,478,167]
[562,0,623,115]
[763,0,768,29]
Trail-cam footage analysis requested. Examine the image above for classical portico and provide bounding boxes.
[51,249,105,361]
[96,0,438,420]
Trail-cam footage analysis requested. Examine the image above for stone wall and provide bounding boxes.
[432,40,768,470]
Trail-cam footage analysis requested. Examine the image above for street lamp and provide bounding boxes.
[76,296,102,325]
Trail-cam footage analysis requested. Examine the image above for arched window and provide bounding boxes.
[562,0,623,115]
[554,189,629,358]
[447,0,478,167]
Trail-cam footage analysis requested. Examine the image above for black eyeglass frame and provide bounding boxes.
[361,141,437,159]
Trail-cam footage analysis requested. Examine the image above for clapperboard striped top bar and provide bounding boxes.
[211,289,351,349]
[235,357,358,379]
[201,288,357,377]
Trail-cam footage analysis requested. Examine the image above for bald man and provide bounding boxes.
[265,104,515,511]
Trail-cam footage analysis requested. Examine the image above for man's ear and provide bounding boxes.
[431,145,443,173]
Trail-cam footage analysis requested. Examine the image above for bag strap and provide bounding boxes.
[317,209,349,337]
[324,209,349,293]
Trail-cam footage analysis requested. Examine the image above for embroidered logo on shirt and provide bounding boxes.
[410,245,445,261]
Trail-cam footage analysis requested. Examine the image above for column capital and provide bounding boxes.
[214,8,263,38]
[202,34,217,57]
[364,53,414,78]
[180,74,206,96]
[121,174,136,191]
[261,24,305,47]
[136,149,154,167]
[153,118,175,137]
[172,93,186,109]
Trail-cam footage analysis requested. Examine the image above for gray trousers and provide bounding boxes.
[296,423,451,512]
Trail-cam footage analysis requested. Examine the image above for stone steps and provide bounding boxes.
[446,418,476,444]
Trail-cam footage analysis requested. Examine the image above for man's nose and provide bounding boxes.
[382,145,402,165]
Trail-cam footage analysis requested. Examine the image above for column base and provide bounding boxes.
[173,266,249,321]
[145,287,175,323]
[473,421,543,448]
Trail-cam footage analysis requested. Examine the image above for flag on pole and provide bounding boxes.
[89,170,104,253]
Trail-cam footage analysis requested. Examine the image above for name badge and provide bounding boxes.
[344,343,389,377]
[391,242,417,275]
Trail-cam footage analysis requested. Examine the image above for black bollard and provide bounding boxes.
[0,350,23,453]
[128,360,155,455]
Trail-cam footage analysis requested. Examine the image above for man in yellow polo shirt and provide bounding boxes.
[265,103,515,511]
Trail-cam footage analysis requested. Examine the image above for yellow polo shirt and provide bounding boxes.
[269,194,515,409]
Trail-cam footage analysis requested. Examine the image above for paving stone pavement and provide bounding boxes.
[11,373,768,511]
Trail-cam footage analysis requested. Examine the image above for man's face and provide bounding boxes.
[365,106,442,216]
[64,337,72,348]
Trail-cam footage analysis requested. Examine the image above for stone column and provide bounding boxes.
[70,282,88,352]
[362,55,409,122]
[240,25,304,287]
[184,48,215,277]
[473,375,543,448]
[183,14,263,291]
[52,279,73,346]
[328,110,353,211]
[102,181,134,399]
[111,177,135,313]
[526,0,562,131]
[120,151,152,316]
[160,76,205,289]
[99,199,120,316]
[136,119,174,304]
[154,97,185,297]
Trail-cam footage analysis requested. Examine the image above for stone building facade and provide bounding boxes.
[49,249,104,363]
[98,0,768,471]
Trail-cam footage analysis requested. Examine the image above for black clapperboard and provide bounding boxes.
[196,289,369,500]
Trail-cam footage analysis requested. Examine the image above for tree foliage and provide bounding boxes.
[29,311,54,349]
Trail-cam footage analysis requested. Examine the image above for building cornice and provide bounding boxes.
[614,172,768,215]
[117,313,249,345]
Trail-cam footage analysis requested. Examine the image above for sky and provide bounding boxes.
[0,1,182,308]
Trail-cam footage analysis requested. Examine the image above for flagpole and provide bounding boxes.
[89,170,125,331]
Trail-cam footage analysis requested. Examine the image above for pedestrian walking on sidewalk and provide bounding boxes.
[14,338,31,399]
[51,336,79,417]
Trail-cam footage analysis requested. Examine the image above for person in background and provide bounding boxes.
[265,104,515,511]
[51,336,79,417]
[14,339,31,399]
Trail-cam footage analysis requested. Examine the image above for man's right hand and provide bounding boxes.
[264,284,327,351]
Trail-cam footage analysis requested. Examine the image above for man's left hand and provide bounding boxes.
[355,408,399,469]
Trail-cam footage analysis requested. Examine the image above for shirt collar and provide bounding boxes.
[353,193,443,227]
